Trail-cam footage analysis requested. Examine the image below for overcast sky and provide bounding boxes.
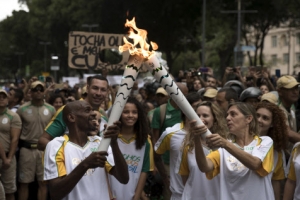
[0,0,28,21]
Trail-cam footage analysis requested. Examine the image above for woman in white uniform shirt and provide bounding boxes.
[177,101,227,200]
[192,102,275,200]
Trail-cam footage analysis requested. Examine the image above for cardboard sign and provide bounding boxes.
[68,31,132,71]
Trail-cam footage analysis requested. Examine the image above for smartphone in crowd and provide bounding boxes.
[45,76,53,88]
[45,76,52,83]
[192,71,201,76]
[199,67,208,73]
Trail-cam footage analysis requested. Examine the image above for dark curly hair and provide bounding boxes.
[256,102,288,151]
[120,97,150,150]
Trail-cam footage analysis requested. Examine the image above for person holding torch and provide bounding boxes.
[192,102,275,200]
[43,101,129,200]
[108,97,154,200]
[176,101,228,200]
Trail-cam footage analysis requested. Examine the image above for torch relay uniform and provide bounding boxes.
[155,122,185,200]
[206,135,275,200]
[286,142,300,200]
[109,134,154,199]
[44,135,114,200]
[176,145,220,200]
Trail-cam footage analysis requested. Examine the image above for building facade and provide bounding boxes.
[245,25,300,76]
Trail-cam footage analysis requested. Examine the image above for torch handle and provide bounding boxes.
[144,55,215,145]
[97,55,144,152]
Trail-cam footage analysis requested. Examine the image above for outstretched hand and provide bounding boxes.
[83,151,108,169]
[189,120,208,137]
[103,121,121,143]
[206,134,228,149]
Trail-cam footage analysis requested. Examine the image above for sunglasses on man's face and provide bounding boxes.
[32,87,44,93]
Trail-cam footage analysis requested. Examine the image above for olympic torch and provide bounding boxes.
[144,55,212,139]
[97,18,147,151]
[98,17,211,152]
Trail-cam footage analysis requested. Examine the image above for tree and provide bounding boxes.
[243,0,290,66]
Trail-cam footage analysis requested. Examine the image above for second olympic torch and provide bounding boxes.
[98,17,211,152]
[144,54,212,139]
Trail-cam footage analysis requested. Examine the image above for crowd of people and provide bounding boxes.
[0,65,300,200]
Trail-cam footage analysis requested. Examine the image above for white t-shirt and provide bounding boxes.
[206,136,274,200]
[176,145,220,200]
[286,142,300,200]
[109,135,154,200]
[155,122,185,200]
[44,135,114,200]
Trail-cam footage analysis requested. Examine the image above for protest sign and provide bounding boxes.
[68,31,148,72]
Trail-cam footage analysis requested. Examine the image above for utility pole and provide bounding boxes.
[39,41,51,72]
[201,0,206,69]
[221,0,257,67]
[15,52,24,67]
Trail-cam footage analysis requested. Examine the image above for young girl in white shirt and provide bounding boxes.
[109,97,154,200]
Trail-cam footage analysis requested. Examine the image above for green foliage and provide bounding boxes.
[1,0,298,80]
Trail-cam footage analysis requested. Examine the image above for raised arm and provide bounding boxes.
[190,120,214,173]
[194,134,214,172]
[223,139,262,170]
[206,134,270,172]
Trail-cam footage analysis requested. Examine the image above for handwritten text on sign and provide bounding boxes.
[68,31,130,71]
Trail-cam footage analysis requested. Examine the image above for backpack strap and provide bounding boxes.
[159,103,167,133]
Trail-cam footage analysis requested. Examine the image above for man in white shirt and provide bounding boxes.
[43,101,129,200]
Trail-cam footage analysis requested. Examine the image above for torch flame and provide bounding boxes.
[119,17,158,58]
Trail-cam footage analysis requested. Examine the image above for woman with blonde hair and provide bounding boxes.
[192,102,275,200]
[176,101,227,199]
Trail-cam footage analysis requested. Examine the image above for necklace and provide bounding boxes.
[234,143,244,150]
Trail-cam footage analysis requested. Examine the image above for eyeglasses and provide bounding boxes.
[31,87,44,93]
